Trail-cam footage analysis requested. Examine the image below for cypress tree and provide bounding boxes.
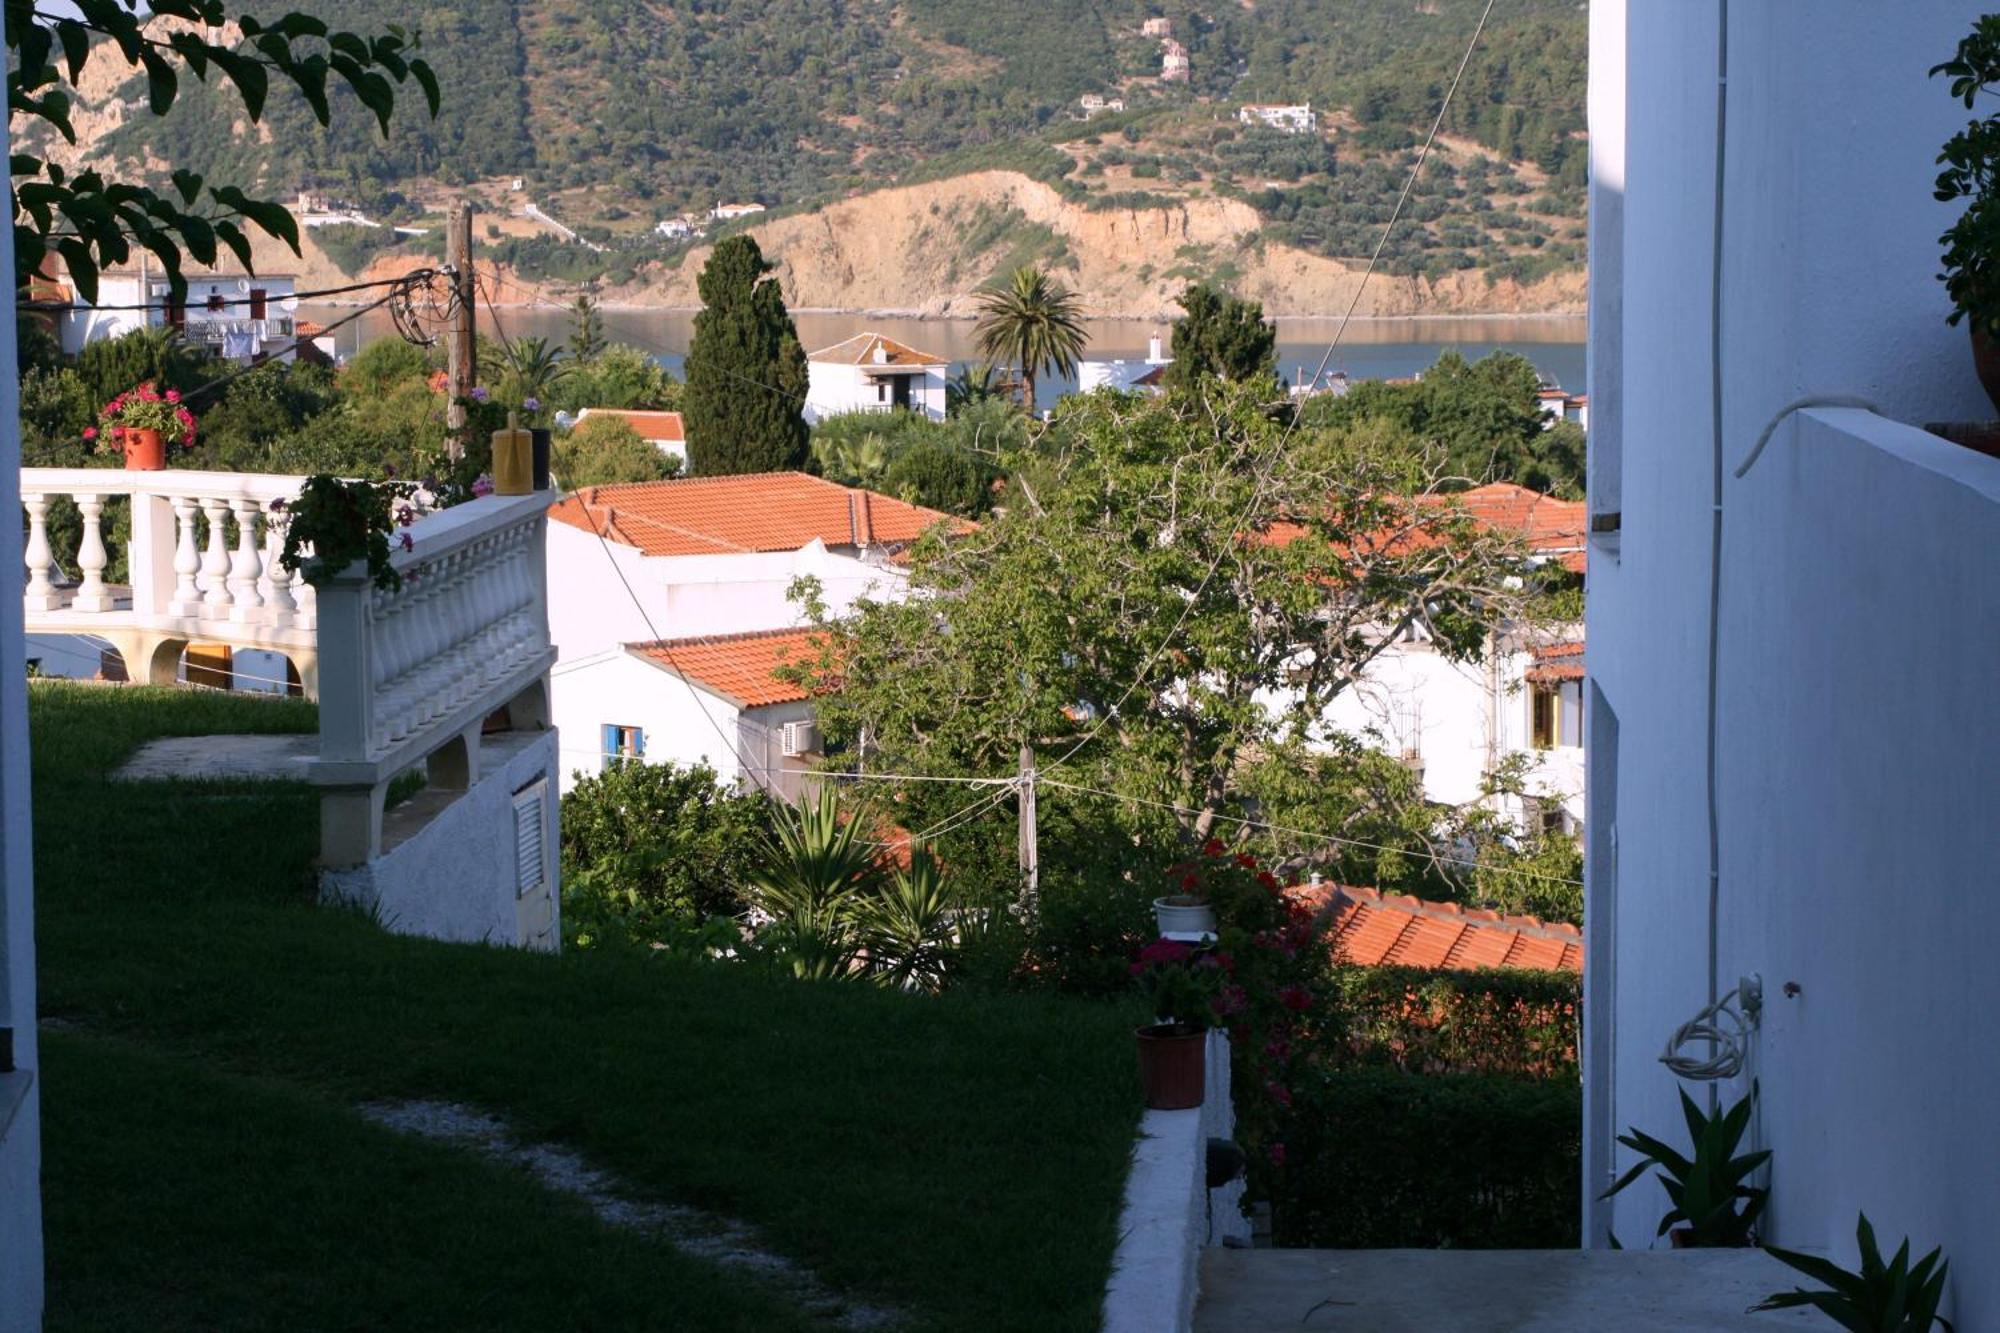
[1162,282,1278,397]
[683,236,809,475]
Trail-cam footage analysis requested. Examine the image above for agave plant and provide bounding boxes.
[1752,1214,1953,1332]
[857,842,960,993]
[746,782,878,980]
[1600,1083,1769,1247]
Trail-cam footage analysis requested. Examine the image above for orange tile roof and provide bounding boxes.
[1525,640,1584,684]
[1259,482,1587,575]
[548,473,969,557]
[808,332,949,367]
[1298,883,1583,974]
[579,408,685,443]
[629,628,823,707]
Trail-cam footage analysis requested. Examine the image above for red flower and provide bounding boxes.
[1265,1080,1293,1109]
[1234,852,1258,869]
[1278,985,1313,1012]
[1268,1142,1287,1168]
[1256,870,1280,891]
[1263,1036,1292,1063]
[82,426,96,441]
[1135,939,1193,967]
[1201,838,1226,857]
[1180,872,1200,892]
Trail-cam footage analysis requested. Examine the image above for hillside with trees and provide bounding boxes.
[49,0,1587,302]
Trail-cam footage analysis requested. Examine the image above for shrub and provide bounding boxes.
[1266,1067,1581,1248]
[553,414,679,489]
[1327,965,1581,1078]
[882,439,988,516]
[559,759,772,946]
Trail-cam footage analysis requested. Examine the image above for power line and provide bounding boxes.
[22,268,439,314]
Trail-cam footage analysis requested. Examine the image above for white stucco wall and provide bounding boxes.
[1589,5,1999,1319]
[0,96,46,1330]
[321,731,560,951]
[547,525,905,665]
[551,649,818,797]
[803,365,947,423]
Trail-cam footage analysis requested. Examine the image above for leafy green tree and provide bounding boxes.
[788,383,1541,886]
[883,439,989,517]
[972,265,1087,410]
[553,344,680,414]
[340,335,432,398]
[7,0,438,302]
[559,758,773,944]
[1162,282,1277,395]
[552,413,680,489]
[568,292,607,364]
[682,235,809,475]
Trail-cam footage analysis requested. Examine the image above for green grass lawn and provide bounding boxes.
[31,683,1142,1332]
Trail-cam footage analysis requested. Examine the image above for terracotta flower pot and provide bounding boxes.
[1136,1023,1207,1110]
[122,426,166,471]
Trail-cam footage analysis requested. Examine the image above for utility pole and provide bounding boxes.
[444,200,477,458]
[1016,742,1039,916]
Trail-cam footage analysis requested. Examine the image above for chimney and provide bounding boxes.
[847,491,861,547]
[1148,332,1164,362]
[872,340,890,365]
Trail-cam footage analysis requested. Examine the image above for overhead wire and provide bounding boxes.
[22,268,439,314]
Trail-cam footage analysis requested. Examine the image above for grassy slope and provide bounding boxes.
[32,683,1141,1333]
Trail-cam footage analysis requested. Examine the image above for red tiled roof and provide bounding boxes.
[548,473,969,557]
[808,332,948,367]
[1257,482,1587,575]
[629,628,823,708]
[1299,883,1583,974]
[1525,640,1584,684]
[1133,364,1168,387]
[579,408,685,443]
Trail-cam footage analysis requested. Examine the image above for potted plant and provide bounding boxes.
[1155,838,1227,937]
[1935,19,2000,412]
[1599,1083,1769,1248]
[97,381,195,470]
[275,474,420,592]
[1752,1213,1953,1331]
[1130,937,1227,1110]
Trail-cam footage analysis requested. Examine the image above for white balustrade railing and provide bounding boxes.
[20,468,317,642]
[313,489,554,772]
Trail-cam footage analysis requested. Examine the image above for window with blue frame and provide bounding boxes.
[602,724,645,763]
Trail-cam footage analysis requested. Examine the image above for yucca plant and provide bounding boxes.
[746,782,878,980]
[856,842,960,993]
[1600,1083,1769,1247]
[1752,1214,1953,1332]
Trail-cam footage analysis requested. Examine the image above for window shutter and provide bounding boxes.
[513,780,549,899]
[601,724,616,758]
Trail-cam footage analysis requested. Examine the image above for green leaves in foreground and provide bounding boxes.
[1600,1083,1769,1247]
[1753,1213,1954,1332]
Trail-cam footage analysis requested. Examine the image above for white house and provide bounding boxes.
[1077,332,1172,394]
[1238,103,1317,135]
[573,408,688,468]
[1079,94,1126,118]
[1289,483,1588,833]
[1141,16,1172,37]
[59,263,301,364]
[1587,3,2000,1322]
[1160,40,1190,83]
[545,473,963,663]
[711,202,766,222]
[804,333,949,423]
[1534,385,1590,431]
[654,216,698,240]
[552,629,824,798]
[0,99,45,1331]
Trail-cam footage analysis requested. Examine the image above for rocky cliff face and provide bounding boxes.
[615,171,1584,318]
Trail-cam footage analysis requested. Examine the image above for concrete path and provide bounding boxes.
[1196,1248,1823,1332]
[113,733,318,782]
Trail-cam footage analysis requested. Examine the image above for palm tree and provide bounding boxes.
[945,361,1006,416]
[484,333,568,417]
[972,266,1087,412]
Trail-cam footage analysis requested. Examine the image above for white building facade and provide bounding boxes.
[1588,5,2000,1324]
[1238,103,1317,135]
[61,266,301,363]
[1077,333,1172,395]
[804,333,949,423]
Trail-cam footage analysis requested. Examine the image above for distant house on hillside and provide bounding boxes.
[654,216,697,240]
[553,629,827,799]
[1079,94,1126,118]
[804,332,949,423]
[1534,385,1590,431]
[711,202,766,222]
[1239,103,1318,135]
[1160,39,1191,83]
[1142,16,1173,37]
[544,473,969,791]
[574,408,687,467]
[56,263,300,364]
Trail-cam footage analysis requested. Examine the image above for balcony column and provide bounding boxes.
[260,500,296,625]
[22,495,61,612]
[199,498,232,611]
[70,494,114,612]
[168,497,202,616]
[226,499,264,622]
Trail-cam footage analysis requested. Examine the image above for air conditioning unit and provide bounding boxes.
[780,719,820,757]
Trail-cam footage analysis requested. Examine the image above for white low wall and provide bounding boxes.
[321,730,560,952]
[1102,1032,1248,1333]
